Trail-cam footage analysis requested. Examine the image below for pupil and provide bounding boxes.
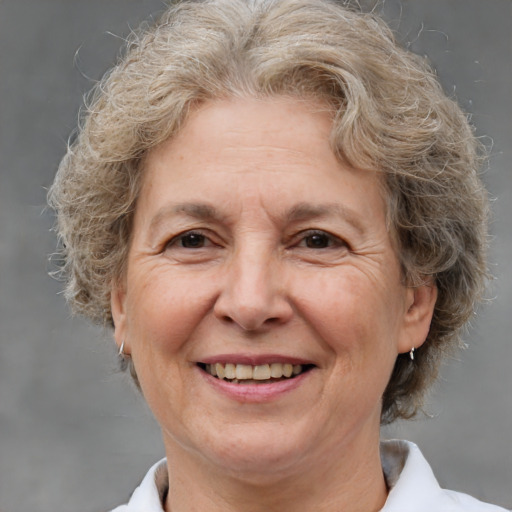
[182,233,204,248]
[307,234,328,248]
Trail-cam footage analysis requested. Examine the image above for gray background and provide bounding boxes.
[0,1,510,511]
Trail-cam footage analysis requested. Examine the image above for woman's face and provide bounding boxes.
[112,97,435,479]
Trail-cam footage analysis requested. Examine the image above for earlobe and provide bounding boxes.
[111,281,128,353]
[398,280,438,354]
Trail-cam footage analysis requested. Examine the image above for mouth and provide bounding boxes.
[197,362,315,384]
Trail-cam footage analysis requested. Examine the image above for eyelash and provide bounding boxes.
[293,230,347,250]
[164,229,347,252]
[165,230,213,250]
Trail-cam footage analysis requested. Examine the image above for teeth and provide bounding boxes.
[205,362,305,381]
[253,364,271,380]
[235,364,253,380]
[283,364,293,378]
[270,363,283,378]
[215,363,225,379]
[224,363,236,379]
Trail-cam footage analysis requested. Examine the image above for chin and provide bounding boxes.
[171,418,316,480]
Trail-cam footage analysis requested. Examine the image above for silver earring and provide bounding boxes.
[409,347,415,361]
[118,340,125,356]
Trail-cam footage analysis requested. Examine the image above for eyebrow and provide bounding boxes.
[170,203,220,219]
[286,202,365,234]
[148,203,225,238]
[148,202,225,237]
[148,201,365,236]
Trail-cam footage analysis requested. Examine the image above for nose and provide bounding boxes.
[213,249,294,332]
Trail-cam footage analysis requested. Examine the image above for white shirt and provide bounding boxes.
[111,440,509,511]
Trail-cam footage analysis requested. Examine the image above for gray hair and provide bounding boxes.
[48,0,489,423]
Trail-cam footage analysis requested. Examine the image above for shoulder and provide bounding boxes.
[380,440,509,512]
[109,458,168,512]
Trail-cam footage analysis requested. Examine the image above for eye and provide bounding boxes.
[166,230,212,250]
[296,230,346,249]
[303,232,331,249]
[162,229,222,264]
[179,232,206,248]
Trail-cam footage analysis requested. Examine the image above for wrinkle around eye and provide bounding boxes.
[170,232,208,249]
[161,229,225,263]
[286,230,351,265]
[291,229,350,249]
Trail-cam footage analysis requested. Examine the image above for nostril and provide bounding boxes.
[214,291,294,331]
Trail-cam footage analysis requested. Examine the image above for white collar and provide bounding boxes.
[110,458,167,512]
[112,440,506,511]
[380,440,506,511]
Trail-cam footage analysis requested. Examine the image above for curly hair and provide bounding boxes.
[48,0,489,424]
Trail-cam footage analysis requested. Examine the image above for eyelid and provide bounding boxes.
[164,229,215,250]
[293,229,347,248]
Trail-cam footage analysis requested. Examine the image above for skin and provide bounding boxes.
[111,97,437,512]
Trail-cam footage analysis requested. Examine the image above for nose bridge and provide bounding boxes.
[234,243,274,303]
[214,239,292,331]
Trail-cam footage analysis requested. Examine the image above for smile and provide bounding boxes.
[199,362,314,383]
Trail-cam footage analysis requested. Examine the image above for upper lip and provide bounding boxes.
[198,354,316,366]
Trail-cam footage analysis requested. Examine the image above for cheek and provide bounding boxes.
[125,270,216,354]
[124,273,216,419]
[293,269,403,355]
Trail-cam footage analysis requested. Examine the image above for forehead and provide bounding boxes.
[138,96,386,227]
[146,96,335,169]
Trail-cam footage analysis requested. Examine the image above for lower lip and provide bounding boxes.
[198,367,312,403]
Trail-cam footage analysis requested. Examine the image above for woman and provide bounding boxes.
[48,0,508,510]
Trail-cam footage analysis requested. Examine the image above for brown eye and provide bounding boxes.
[304,232,331,248]
[179,232,206,248]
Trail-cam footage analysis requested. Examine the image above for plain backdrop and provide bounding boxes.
[0,1,511,511]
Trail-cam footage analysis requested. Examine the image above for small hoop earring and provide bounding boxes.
[409,347,415,361]
[118,340,125,357]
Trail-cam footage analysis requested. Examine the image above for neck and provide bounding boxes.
[163,433,387,512]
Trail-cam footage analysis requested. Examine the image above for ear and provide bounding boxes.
[397,280,437,354]
[111,280,129,354]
